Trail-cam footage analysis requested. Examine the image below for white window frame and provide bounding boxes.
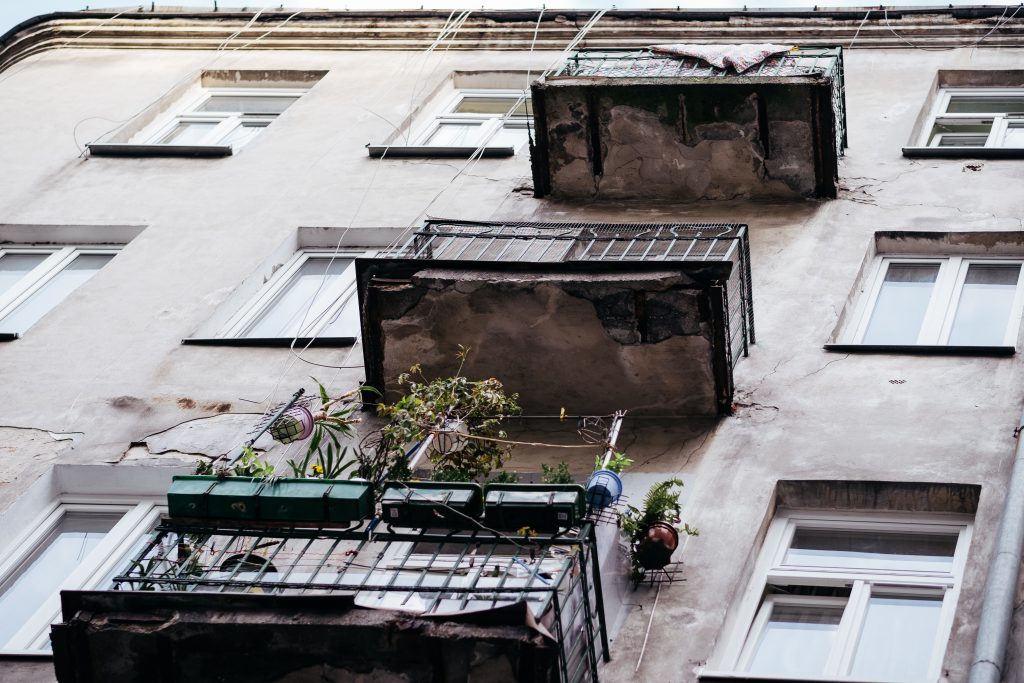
[146,87,307,149]
[0,246,119,334]
[409,89,532,152]
[219,249,375,340]
[922,87,1024,148]
[0,496,164,654]
[715,510,972,682]
[846,255,1024,346]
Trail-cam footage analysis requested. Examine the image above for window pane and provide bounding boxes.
[158,121,219,145]
[946,95,1024,114]
[453,96,532,117]
[746,603,843,676]
[849,595,944,682]
[243,258,352,338]
[0,512,121,649]
[0,253,114,334]
[320,290,359,338]
[220,122,267,149]
[195,95,298,115]
[937,135,989,148]
[1002,125,1024,148]
[948,264,1021,346]
[862,263,940,344]
[490,124,530,149]
[0,253,49,297]
[784,529,958,572]
[928,121,992,146]
[425,121,486,147]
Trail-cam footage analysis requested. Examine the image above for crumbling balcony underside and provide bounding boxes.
[362,220,752,417]
[530,47,846,201]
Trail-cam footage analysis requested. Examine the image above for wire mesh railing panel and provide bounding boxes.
[384,221,747,265]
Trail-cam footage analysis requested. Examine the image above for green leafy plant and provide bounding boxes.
[619,478,698,587]
[233,446,276,478]
[286,380,361,479]
[488,470,521,484]
[595,451,633,475]
[541,461,574,485]
[374,347,521,482]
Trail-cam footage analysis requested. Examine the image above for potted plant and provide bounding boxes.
[619,478,698,586]
[586,450,633,509]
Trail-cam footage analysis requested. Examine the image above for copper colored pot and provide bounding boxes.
[635,521,680,570]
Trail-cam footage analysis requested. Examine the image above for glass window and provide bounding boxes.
[0,512,121,649]
[0,253,114,334]
[728,513,969,682]
[784,528,958,573]
[0,253,48,296]
[426,121,488,147]
[149,87,309,149]
[157,121,219,145]
[0,249,117,336]
[862,263,939,344]
[848,595,944,682]
[854,257,1024,347]
[222,251,370,342]
[195,94,299,115]
[746,602,843,677]
[242,257,353,338]
[948,264,1021,345]
[410,89,533,153]
[923,88,1024,148]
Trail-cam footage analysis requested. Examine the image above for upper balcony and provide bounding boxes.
[530,46,846,201]
[359,219,753,417]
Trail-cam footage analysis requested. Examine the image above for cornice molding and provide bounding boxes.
[3,8,1024,74]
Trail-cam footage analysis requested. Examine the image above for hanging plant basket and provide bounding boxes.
[586,469,623,509]
[270,405,315,444]
[634,521,680,571]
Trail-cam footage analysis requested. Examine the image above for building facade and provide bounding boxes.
[2,6,1024,683]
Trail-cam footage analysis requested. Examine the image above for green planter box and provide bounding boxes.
[259,479,334,522]
[326,481,374,524]
[484,484,587,533]
[207,478,264,520]
[381,481,483,528]
[167,475,217,518]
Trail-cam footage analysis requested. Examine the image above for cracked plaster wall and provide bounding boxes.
[371,269,720,415]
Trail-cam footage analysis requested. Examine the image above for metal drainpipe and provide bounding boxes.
[968,420,1024,683]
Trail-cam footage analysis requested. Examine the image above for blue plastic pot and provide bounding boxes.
[586,469,623,509]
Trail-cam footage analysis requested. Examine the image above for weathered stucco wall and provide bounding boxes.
[1,36,1024,683]
[362,264,730,415]
[534,82,833,200]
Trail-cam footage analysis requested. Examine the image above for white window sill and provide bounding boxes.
[87,143,233,158]
[903,146,1024,158]
[181,336,356,348]
[823,343,1014,356]
[366,144,515,158]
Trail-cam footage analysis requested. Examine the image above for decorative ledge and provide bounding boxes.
[87,143,232,158]
[824,343,1015,357]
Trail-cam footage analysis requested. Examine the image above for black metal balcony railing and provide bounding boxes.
[112,520,607,683]
[549,46,847,159]
[382,219,754,360]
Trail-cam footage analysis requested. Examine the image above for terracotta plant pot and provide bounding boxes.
[634,521,680,570]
